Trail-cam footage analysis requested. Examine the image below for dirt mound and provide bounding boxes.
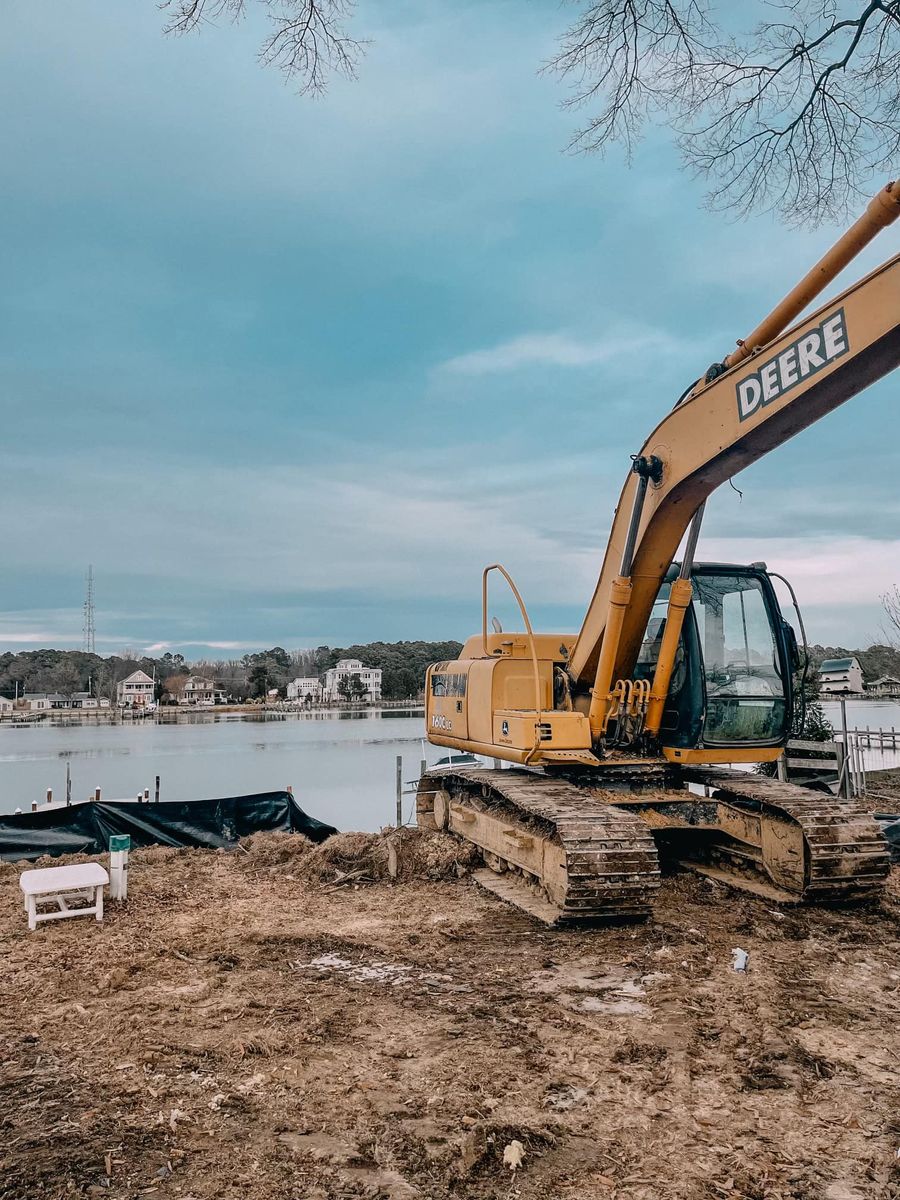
[240,827,479,882]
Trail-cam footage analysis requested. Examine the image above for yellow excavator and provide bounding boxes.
[417,181,900,922]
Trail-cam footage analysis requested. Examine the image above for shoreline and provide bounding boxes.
[0,700,425,728]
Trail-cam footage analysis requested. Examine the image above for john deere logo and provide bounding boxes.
[736,308,848,421]
[501,720,509,736]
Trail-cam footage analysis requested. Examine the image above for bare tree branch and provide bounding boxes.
[160,0,367,93]
[160,1,900,223]
[548,0,900,223]
[883,585,900,647]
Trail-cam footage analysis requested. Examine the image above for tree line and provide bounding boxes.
[0,640,463,704]
[239,640,463,700]
[2,637,895,706]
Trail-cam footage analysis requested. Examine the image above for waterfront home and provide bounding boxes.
[21,694,51,711]
[180,676,227,705]
[0,696,12,715]
[287,677,324,703]
[37,692,107,710]
[868,675,900,698]
[323,658,382,702]
[117,670,155,707]
[819,656,865,695]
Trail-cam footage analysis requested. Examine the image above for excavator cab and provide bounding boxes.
[632,563,799,756]
[425,561,799,767]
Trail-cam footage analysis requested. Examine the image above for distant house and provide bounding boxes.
[287,677,324,704]
[22,694,51,712]
[868,675,900,698]
[71,693,109,710]
[323,659,382,702]
[180,676,227,705]
[117,670,155,707]
[0,696,13,715]
[819,657,865,695]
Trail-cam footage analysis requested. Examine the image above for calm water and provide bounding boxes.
[0,709,435,829]
[821,699,900,773]
[2,700,898,828]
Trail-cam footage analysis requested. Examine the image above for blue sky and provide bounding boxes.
[1,0,898,658]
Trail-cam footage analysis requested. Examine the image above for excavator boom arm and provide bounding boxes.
[568,246,900,689]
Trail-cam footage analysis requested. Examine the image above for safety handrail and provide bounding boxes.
[481,564,544,760]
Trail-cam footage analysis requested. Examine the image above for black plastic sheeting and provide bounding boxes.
[876,815,900,863]
[0,792,337,863]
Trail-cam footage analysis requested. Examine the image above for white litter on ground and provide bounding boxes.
[289,953,458,990]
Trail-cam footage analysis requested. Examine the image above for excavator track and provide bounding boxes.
[418,765,890,923]
[418,767,661,923]
[682,767,891,903]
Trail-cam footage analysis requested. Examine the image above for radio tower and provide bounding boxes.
[82,565,96,654]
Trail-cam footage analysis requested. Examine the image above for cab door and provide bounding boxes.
[691,571,790,747]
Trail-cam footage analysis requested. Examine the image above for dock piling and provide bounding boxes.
[396,755,403,828]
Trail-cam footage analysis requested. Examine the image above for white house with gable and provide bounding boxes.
[117,670,156,707]
[323,659,382,702]
[287,677,324,703]
[181,676,227,705]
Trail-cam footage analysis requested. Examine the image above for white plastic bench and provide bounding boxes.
[19,863,109,931]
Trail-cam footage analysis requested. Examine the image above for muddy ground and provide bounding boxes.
[868,767,900,808]
[1,830,898,1200]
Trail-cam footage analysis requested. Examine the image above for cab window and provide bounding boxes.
[431,673,466,697]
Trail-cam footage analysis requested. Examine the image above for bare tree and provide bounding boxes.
[160,0,899,223]
[164,673,189,703]
[883,584,900,645]
[547,0,900,223]
[160,0,366,93]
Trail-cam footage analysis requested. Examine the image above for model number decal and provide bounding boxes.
[736,308,849,421]
[431,714,452,731]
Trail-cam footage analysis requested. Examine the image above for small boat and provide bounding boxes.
[434,751,480,767]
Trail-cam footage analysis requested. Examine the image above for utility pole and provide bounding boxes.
[82,565,96,654]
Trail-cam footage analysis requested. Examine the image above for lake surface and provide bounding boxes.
[2,700,898,829]
[821,699,900,774]
[0,710,433,829]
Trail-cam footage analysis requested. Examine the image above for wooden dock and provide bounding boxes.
[837,726,900,750]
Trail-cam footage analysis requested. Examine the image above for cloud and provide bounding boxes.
[1,2,895,656]
[439,328,683,375]
[698,534,900,641]
[0,631,68,644]
[143,640,254,654]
